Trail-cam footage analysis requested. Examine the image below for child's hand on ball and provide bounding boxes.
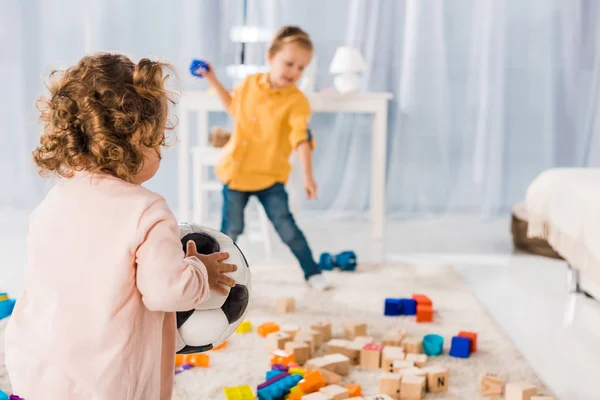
[186,241,237,295]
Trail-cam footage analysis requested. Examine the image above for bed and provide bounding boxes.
[524,168,600,300]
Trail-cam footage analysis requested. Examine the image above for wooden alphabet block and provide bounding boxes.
[285,341,311,365]
[404,353,427,368]
[402,337,423,354]
[392,360,414,373]
[353,336,375,345]
[305,357,333,371]
[301,392,331,400]
[505,382,537,400]
[281,324,300,340]
[323,353,351,376]
[320,384,350,400]
[305,329,324,348]
[276,297,296,313]
[360,343,383,370]
[267,331,291,352]
[317,368,342,385]
[382,346,405,372]
[400,375,425,400]
[379,373,402,400]
[326,339,350,355]
[344,341,364,365]
[311,322,333,341]
[343,322,367,340]
[296,332,317,354]
[480,373,503,397]
[423,366,448,393]
[399,367,426,378]
[382,330,407,347]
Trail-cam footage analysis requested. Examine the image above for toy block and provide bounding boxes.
[457,331,477,352]
[176,353,209,367]
[258,322,280,337]
[306,329,324,347]
[343,341,363,365]
[267,369,286,380]
[320,384,350,399]
[212,341,228,350]
[323,353,351,376]
[402,337,423,354]
[276,297,296,313]
[311,322,333,341]
[271,349,295,366]
[290,367,306,376]
[415,305,433,323]
[384,298,402,316]
[480,373,503,397]
[317,368,342,385]
[360,343,383,370]
[343,322,367,340]
[296,332,318,354]
[326,339,349,355]
[0,298,15,320]
[399,367,426,379]
[258,371,291,390]
[400,375,425,399]
[353,336,374,345]
[223,384,255,400]
[285,341,311,365]
[382,330,407,347]
[449,336,471,358]
[272,364,290,372]
[344,384,362,397]
[301,393,331,400]
[404,353,427,368]
[411,294,432,306]
[267,331,292,352]
[392,360,414,373]
[423,366,448,393]
[364,396,394,400]
[382,346,405,372]
[0,293,8,301]
[531,396,555,400]
[305,357,332,371]
[379,373,402,399]
[289,392,304,400]
[505,382,537,400]
[0,390,7,400]
[422,334,443,356]
[282,324,300,340]
[399,299,417,316]
[298,370,326,393]
[236,320,252,333]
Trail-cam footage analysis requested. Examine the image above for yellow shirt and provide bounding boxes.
[215,73,314,192]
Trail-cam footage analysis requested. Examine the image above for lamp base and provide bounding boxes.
[333,73,360,94]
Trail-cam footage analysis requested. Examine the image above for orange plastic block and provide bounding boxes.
[412,293,433,306]
[458,331,478,352]
[287,392,303,400]
[258,322,280,337]
[298,370,326,393]
[212,341,228,351]
[175,353,210,367]
[416,304,433,323]
[270,349,295,366]
[344,384,362,396]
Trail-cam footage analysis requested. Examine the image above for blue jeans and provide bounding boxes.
[221,183,322,280]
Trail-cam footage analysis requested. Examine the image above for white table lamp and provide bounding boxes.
[329,47,367,93]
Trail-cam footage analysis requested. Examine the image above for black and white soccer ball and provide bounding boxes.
[176,223,251,354]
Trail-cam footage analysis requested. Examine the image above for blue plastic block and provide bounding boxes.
[449,336,471,358]
[266,369,284,380]
[0,299,16,320]
[399,298,417,315]
[257,375,302,400]
[423,334,444,356]
[384,298,402,316]
[0,390,8,400]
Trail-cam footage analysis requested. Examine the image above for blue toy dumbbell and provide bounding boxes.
[189,59,209,77]
[319,252,335,270]
[336,250,357,271]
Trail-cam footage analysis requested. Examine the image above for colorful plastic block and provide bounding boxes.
[412,293,432,306]
[289,367,305,376]
[423,334,444,356]
[224,384,255,400]
[236,320,253,333]
[212,341,228,350]
[174,364,193,374]
[344,384,362,396]
[416,304,433,322]
[270,349,295,366]
[298,370,326,393]
[0,390,8,400]
[449,336,471,358]
[272,364,289,372]
[0,293,8,301]
[458,331,478,352]
[266,369,285,380]
[257,374,302,400]
[384,298,402,316]
[258,322,280,337]
[0,298,15,320]
[175,353,209,367]
[399,298,417,315]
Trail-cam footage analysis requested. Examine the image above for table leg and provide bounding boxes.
[370,103,388,242]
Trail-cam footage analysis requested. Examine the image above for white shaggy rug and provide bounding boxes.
[1,262,548,399]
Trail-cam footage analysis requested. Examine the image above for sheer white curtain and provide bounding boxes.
[1,0,599,218]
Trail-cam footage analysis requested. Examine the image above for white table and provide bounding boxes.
[177,90,393,240]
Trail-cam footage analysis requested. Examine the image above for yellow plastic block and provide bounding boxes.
[236,321,253,334]
[289,367,305,376]
[223,384,255,399]
[0,294,8,301]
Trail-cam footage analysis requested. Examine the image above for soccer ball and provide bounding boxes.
[176,222,251,354]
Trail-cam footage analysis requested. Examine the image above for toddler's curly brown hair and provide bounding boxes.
[33,53,177,182]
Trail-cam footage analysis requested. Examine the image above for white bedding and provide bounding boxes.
[525,168,600,284]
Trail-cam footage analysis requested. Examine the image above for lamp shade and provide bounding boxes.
[229,26,272,43]
[329,46,367,74]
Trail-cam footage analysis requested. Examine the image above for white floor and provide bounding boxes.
[1,210,598,400]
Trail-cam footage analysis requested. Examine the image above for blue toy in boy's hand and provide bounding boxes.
[189,59,209,77]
